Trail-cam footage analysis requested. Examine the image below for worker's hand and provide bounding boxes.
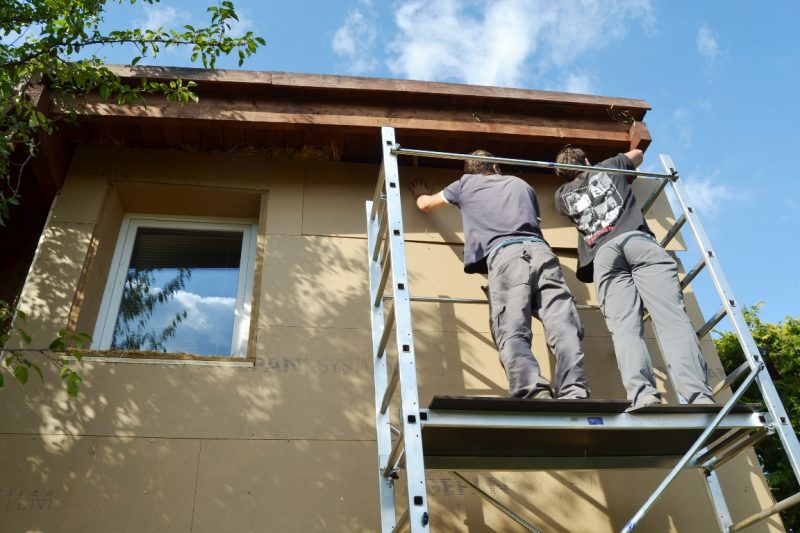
[409,179,431,200]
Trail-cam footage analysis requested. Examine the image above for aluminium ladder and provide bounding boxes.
[365,126,800,533]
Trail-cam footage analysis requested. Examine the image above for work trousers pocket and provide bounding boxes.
[488,250,533,349]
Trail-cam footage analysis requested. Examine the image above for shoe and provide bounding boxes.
[532,389,554,400]
[557,393,590,400]
[689,394,719,406]
[626,395,662,412]
[639,395,663,407]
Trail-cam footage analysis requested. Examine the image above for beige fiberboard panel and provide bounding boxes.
[192,439,379,533]
[69,144,304,235]
[406,466,780,533]
[0,434,199,533]
[0,355,375,441]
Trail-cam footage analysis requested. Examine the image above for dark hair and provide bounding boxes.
[555,145,588,181]
[464,149,499,175]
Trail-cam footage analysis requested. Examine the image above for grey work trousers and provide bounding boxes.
[486,241,589,399]
[593,231,712,406]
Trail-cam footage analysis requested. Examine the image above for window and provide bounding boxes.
[93,215,257,357]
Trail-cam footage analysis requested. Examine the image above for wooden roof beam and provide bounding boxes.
[68,102,637,148]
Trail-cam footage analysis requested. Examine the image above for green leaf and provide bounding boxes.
[14,366,28,385]
[67,380,79,397]
[31,364,43,383]
[131,56,142,66]
[49,338,66,351]
[18,328,32,344]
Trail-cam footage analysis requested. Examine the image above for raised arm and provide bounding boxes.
[624,149,644,167]
[623,149,644,183]
[410,179,448,212]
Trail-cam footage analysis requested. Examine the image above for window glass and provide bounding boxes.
[110,228,244,356]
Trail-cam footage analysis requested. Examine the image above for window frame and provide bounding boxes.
[92,214,258,358]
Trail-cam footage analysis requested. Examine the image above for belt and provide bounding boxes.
[487,236,544,264]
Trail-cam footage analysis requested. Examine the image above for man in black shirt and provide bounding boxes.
[554,146,714,409]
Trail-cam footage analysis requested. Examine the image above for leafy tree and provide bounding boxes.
[1,0,266,225]
[0,299,89,396]
[0,0,265,393]
[715,306,800,530]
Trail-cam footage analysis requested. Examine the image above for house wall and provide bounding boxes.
[0,145,782,532]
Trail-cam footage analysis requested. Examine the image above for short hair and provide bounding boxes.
[555,145,588,181]
[464,149,499,175]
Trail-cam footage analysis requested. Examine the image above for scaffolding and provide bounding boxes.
[365,126,800,532]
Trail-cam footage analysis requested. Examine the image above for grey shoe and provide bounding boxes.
[689,394,719,406]
[626,395,662,412]
[532,389,554,400]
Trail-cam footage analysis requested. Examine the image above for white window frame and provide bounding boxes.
[93,214,258,358]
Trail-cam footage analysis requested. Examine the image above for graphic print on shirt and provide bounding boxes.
[561,172,623,247]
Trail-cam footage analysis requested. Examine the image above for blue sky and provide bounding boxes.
[94,0,799,327]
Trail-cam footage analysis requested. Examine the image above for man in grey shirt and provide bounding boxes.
[554,146,714,409]
[410,150,589,400]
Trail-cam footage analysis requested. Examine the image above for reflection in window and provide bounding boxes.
[110,228,244,356]
[95,216,257,358]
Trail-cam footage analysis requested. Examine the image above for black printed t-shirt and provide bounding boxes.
[443,173,545,274]
[554,153,652,282]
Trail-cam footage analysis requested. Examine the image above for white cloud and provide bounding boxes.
[386,0,653,88]
[172,291,236,331]
[560,72,594,94]
[697,24,719,61]
[139,3,251,37]
[227,8,254,38]
[677,171,748,217]
[332,7,379,74]
[145,290,236,355]
[139,5,191,31]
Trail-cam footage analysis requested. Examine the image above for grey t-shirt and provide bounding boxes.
[443,173,545,274]
[554,153,652,282]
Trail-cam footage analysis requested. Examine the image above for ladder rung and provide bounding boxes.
[369,164,386,222]
[640,176,672,215]
[384,433,405,478]
[374,254,392,307]
[380,363,400,415]
[372,204,388,262]
[729,491,800,532]
[377,303,396,359]
[712,361,750,395]
[659,214,687,248]
[391,508,409,533]
[680,258,706,290]
[696,307,727,339]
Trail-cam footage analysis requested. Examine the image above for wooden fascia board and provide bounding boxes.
[71,100,634,146]
[103,65,651,119]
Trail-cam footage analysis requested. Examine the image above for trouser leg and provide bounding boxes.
[594,236,660,406]
[626,234,712,403]
[487,245,550,398]
[527,243,590,399]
